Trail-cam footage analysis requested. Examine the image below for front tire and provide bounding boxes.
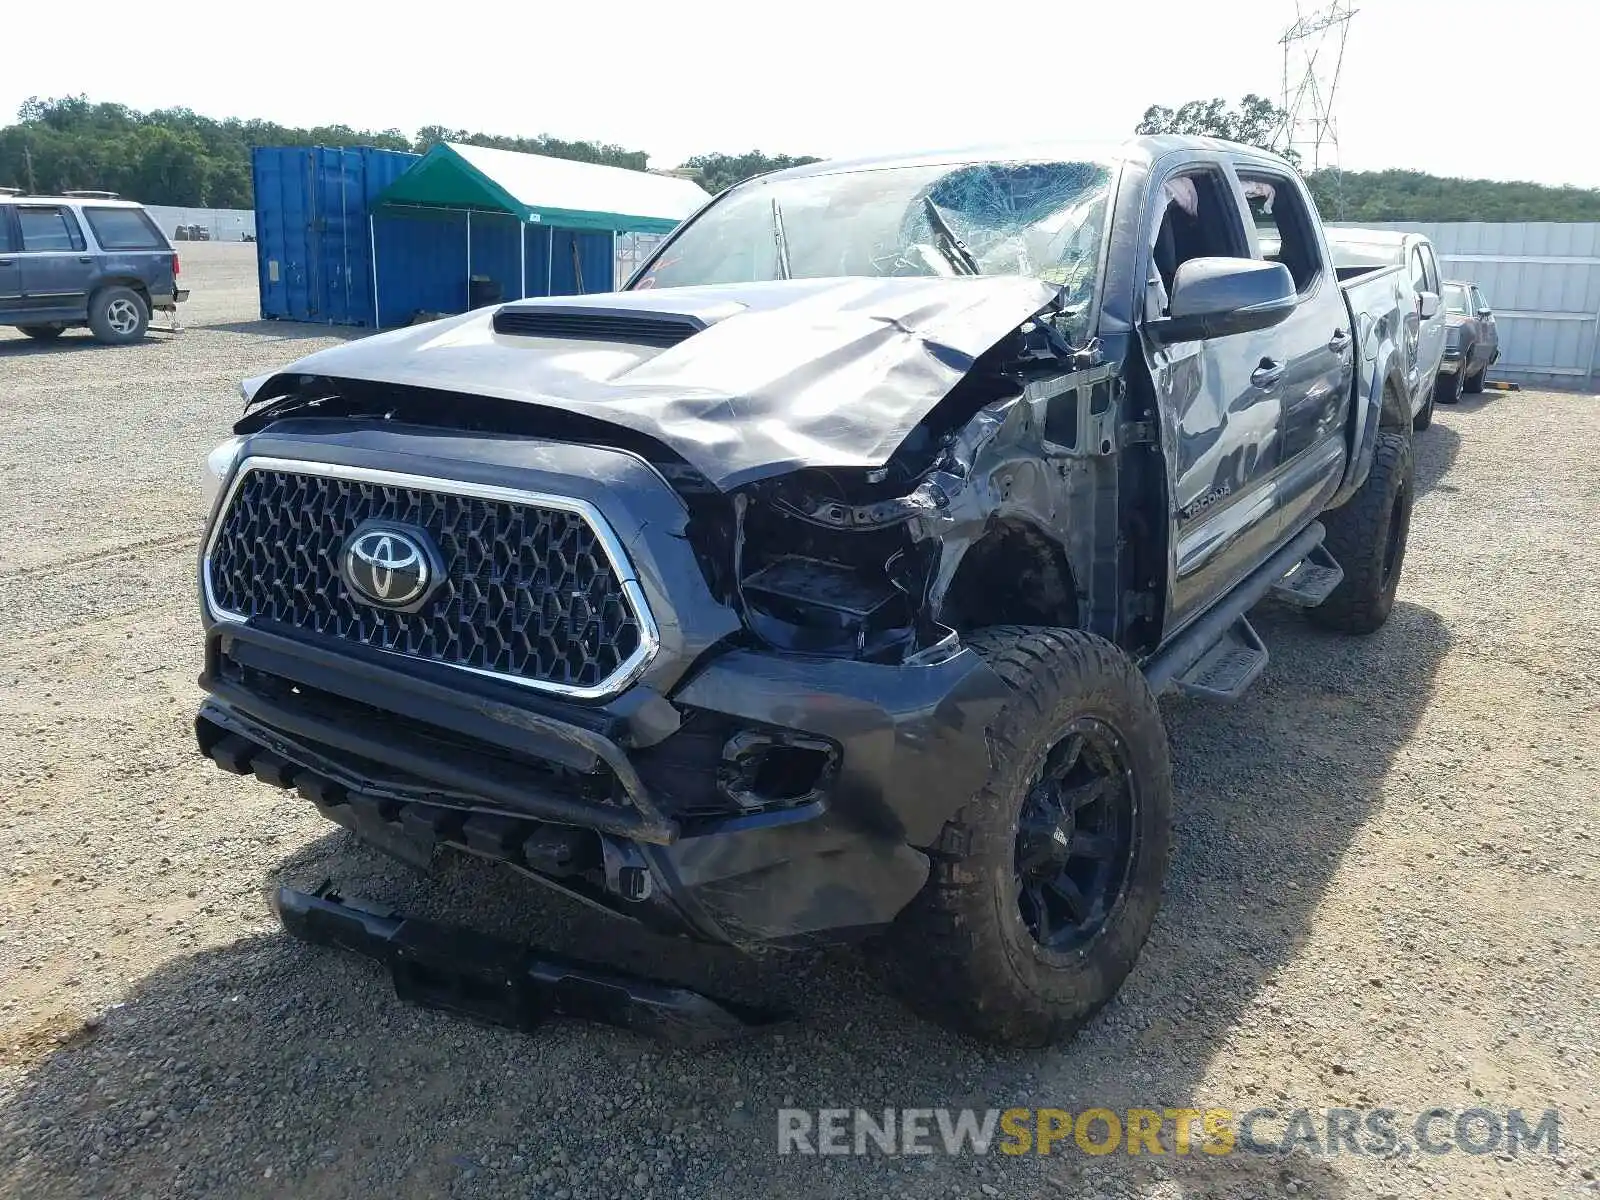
[18,324,65,341]
[1436,357,1466,405]
[1308,429,1414,635]
[88,286,149,345]
[886,627,1172,1047]
[1413,376,1436,430]
[1464,362,1486,394]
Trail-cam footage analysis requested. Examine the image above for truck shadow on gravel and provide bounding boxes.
[195,318,367,344]
[0,602,1450,1200]
[0,331,175,357]
[1414,421,1461,497]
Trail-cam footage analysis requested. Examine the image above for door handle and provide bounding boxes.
[1328,329,1351,352]
[78,256,93,264]
[1251,358,1284,389]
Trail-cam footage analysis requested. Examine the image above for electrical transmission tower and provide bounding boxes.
[1278,1,1357,186]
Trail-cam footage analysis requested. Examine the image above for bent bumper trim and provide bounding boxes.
[274,884,784,1046]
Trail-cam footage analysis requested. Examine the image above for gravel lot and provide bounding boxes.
[1,242,1596,1200]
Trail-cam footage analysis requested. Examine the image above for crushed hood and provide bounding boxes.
[252,276,1060,489]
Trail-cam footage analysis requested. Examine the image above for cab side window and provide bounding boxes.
[1419,244,1441,294]
[1408,247,1428,296]
[1149,168,1245,314]
[16,206,86,253]
[1237,171,1325,294]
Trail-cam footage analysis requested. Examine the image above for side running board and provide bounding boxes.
[1173,616,1268,701]
[1270,543,1344,607]
[1145,521,1326,698]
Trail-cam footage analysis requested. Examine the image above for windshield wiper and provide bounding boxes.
[922,197,980,276]
[771,197,792,280]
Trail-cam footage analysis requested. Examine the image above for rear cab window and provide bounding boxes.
[1236,171,1325,294]
[83,206,168,251]
[16,206,87,252]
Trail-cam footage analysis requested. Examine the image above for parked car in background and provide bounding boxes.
[0,192,186,344]
[1438,280,1500,400]
[1326,228,1447,429]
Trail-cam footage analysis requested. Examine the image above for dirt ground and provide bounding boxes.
[0,243,1595,1199]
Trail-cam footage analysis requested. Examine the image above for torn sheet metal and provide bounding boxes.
[246,276,1061,490]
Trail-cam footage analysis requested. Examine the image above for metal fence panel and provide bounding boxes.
[145,205,256,242]
[1331,221,1600,389]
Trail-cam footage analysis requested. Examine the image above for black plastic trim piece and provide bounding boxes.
[274,885,782,1046]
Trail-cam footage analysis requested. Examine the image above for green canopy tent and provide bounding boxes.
[367,142,709,325]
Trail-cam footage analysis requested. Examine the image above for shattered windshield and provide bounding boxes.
[632,159,1114,328]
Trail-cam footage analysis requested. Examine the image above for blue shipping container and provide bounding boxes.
[253,146,419,326]
[371,215,615,326]
[255,144,622,328]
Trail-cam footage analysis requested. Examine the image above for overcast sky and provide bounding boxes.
[4,0,1592,188]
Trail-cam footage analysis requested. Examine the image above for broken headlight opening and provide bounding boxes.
[725,465,950,664]
[708,319,1103,667]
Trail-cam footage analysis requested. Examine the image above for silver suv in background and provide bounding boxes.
[1438,280,1500,400]
[1326,227,1447,428]
[0,190,188,345]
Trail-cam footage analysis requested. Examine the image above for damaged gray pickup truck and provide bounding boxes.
[196,135,1416,1046]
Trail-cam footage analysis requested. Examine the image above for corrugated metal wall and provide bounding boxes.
[255,145,622,328]
[145,206,255,241]
[1331,221,1600,390]
[253,146,420,326]
[371,214,614,326]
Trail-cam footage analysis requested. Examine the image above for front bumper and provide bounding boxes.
[198,621,1007,948]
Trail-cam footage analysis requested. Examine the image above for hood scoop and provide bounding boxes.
[492,304,706,348]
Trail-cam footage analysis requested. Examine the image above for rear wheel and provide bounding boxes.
[885,627,1172,1046]
[88,286,149,345]
[17,324,65,341]
[1308,429,1414,635]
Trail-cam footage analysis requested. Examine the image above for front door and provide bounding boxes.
[15,205,94,318]
[1412,241,1447,398]
[1141,162,1290,628]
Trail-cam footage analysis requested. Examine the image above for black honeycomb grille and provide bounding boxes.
[207,467,644,693]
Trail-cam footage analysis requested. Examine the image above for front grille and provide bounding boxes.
[205,461,654,697]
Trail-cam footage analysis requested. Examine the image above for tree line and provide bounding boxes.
[3,94,1598,224]
[0,96,816,210]
[1136,94,1600,223]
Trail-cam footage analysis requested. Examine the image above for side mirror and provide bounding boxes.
[1476,307,1493,318]
[1418,291,1441,320]
[1145,258,1298,345]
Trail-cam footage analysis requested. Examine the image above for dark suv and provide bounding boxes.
[0,192,187,344]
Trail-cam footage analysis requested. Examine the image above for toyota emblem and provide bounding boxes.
[341,524,440,610]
